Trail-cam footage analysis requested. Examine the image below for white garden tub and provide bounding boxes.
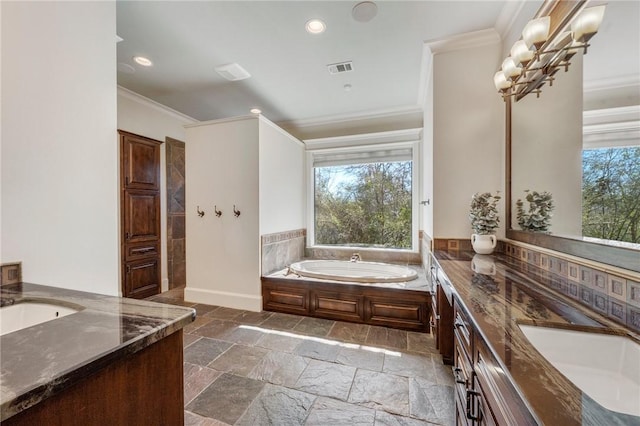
[289,260,418,283]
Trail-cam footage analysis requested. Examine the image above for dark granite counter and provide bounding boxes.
[0,283,195,421]
[434,250,640,425]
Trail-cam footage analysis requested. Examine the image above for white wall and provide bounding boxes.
[421,57,435,241]
[185,117,261,310]
[511,55,583,236]
[258,117,305,235]
[432,40,505,239]
[1,2,118,295]
[117,87,196,291]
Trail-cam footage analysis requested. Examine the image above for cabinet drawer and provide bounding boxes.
[124,259,160,299]
[125,242,160,261]
[365,297,428,331]
[454,302,473,360]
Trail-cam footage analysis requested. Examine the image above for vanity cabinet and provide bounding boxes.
[430,256,454,364]
[453,297,537,426]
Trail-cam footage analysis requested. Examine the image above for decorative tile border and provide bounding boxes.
[261,229,306,245]
[504,241,640,332]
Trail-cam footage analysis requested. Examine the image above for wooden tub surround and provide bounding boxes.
[262,266,431,332]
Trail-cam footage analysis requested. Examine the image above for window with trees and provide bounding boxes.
[582,146,640,244]
[311,145,416,250]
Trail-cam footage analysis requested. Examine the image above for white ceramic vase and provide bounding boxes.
[471,234,496,255]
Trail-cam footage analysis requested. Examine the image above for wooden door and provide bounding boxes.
[120,130,162,299]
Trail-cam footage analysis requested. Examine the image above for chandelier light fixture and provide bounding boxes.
[494,4,606,100]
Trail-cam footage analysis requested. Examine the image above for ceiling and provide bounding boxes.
[116,1,637,132]
[116,1,509,127]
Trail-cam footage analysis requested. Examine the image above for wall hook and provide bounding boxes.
[214,205,222,217]
[197,206,205,217]
[233,205,241,218]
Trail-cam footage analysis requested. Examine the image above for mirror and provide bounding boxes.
[507,0,640,272]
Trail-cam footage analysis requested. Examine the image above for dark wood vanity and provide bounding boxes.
[431,250,639,426]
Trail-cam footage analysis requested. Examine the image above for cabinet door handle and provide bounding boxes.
[453,367,466,385]
[465,389,481,421]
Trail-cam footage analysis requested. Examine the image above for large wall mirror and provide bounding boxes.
[506,0,640,272]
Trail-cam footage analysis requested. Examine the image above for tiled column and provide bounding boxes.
[166,137,186,289]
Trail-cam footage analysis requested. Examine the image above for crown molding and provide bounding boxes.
[583,105,640,149]
[183,114,256,129]
[423,28,500,56]
[583,105,640,126]
[583,74,640,93]
[117,86,198,124]
[277,105,423,130]
[304,128,422,150]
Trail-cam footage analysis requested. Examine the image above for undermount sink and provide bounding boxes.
[519,324,640,417]
[0,301,81,336]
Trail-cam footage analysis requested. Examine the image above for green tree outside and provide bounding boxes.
[314,161,412,249]
[582,146,640,244]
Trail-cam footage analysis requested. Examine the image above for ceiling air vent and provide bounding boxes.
[215,63,251,81]
[327,61,354,75]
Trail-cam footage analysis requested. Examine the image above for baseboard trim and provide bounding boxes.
[184,287,262,312]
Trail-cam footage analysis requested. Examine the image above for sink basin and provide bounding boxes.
[519,324,640,417]
[0,301,80,336]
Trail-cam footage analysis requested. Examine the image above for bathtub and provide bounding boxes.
[289,259,418,283]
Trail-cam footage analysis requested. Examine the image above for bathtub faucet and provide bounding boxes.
[350,253,361,262]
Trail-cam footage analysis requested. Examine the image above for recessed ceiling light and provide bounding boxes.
[250,108,262,114]
[133,56,153,67]
[305,19,326,34]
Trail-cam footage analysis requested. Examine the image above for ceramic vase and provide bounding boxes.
[471,234,496,255]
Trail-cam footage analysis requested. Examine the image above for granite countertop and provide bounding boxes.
[434,250,640,426]
[0,283,195,421]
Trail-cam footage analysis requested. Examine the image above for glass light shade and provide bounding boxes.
[511,40,535,65]
[502,57,522,78]
[572,5,606,42]
[522,16,551,48]
[494,71,512,91]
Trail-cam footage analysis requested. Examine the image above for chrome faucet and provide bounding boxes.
[350,253,361,262]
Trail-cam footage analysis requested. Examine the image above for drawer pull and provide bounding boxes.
[454,318,465,329]
[131,247,155,254]
[465,389,481,421]
[453,367,466,385]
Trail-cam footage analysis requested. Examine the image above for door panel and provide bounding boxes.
[124,190,160,243]
[122,134,160,190]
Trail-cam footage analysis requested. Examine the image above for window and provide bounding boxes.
[582,146,640,244]
[309,143,418,250]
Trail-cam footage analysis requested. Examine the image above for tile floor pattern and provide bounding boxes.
[148,289,455,426]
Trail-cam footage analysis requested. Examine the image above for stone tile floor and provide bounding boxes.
[148,289,455,426]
